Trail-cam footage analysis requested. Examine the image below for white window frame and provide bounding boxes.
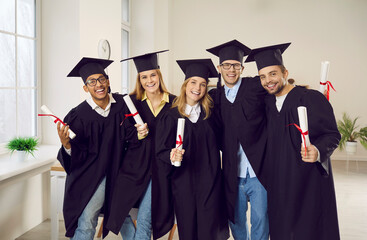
[0,0,41,154]
[121,0,131,94]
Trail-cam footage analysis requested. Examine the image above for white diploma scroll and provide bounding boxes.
[173,118,185,167]
[40,105,76,139]
[319,61,330,93]
[297,106,310,148]
[123,95,144,126]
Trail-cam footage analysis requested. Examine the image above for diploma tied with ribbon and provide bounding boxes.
[39,105,76,139]
[123,95,144,126]
[319,61,330,93]
[173,118,185,167]
[297,106,311,156]
[319,61,336,101]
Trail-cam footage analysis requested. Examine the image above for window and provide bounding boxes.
[0,0,39,152]
[121,0,131,94]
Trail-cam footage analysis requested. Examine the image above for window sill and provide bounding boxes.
[0,145,59,187]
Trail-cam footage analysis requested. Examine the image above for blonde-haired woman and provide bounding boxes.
[105,50,175,240]
[154,59,229,240]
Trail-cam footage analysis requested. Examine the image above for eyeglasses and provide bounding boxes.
[85,76,107,86]
[220,63,242,70]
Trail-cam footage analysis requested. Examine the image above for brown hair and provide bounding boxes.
[279,65,287,74]
[131,69,169,100]
[172,78,213,120]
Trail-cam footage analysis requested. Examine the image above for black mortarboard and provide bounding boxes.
[120,50,168,73]
[206,40,251,63]
[176,59,218,82]
[245,43,291,71]
[67,57,113,82]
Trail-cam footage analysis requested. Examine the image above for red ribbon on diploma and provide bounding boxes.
[171,135,183,161]
[38,114,66,126]
[120,112,139,126]
[176,135,183,148]
[289,123,309,157]
[320,81,336,101]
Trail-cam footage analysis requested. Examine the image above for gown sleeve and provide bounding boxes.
[302,90,341,175]
[155,111,177,165]
[57,107,80,174]
[56,105,91,175]
[153,110,176,239]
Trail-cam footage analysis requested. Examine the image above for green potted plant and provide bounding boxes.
[337,113,367,154]
[6,137,39,161]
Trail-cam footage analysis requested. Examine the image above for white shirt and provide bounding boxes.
[64,94,116,155]
[275,93,287,112]
[86,93,116,117]
[184,103,201,123]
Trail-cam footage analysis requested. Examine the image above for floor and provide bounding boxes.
[16,160,367,240]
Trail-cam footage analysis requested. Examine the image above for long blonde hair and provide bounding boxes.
[172,78,213,120]
[131,69,169,100]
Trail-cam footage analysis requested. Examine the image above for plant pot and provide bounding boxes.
[16,151,27,162]
[345,141,357,155]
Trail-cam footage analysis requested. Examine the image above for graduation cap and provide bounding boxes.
[245,43,291,71]
[206,39,251,64]
[67,57,113,82]
[176,59,218,82]
[120,50,168,73]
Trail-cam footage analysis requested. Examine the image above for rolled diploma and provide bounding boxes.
[319,61,330,93]
[123,95,144,126]
[173,118,185,167]
[297,106,310,148]
[40,105,76,139]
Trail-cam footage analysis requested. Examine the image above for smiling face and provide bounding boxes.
[218,60,244,88]
[259,65,290,96]
[139,69,160,94]
[185,77,207,106]
[83,73,110,102]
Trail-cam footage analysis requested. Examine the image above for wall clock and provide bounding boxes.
[98,39,111,59]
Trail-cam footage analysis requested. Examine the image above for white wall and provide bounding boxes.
[42,0,122,145]
[41,0,81,144]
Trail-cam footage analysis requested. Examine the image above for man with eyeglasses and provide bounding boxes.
[56,57,138,239]
[207,40,269,240]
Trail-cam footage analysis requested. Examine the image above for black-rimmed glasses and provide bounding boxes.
[85,76,107,86]
[220,63,242,70]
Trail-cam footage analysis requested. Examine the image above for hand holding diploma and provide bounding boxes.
[57,122,71,150]
[170,148,185,165]
[135,123,149,137]
[300,145,319,163]
[38,105,76,140]
[297,106,311,157]
[123,95,144,125]
[171,118,185,167]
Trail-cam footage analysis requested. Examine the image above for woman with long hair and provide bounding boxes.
[154,59,229,240]
[105,50,175,240]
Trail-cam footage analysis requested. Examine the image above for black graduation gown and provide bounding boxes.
[154,107,229,240]
[57,93,135,238]
[264,86,340,240]
[105,93,176,234]
[209,76,268,223]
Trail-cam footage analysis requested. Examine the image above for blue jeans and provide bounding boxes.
[71,177,106,240]
[120,180,152,240]
[229,175,269,240]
